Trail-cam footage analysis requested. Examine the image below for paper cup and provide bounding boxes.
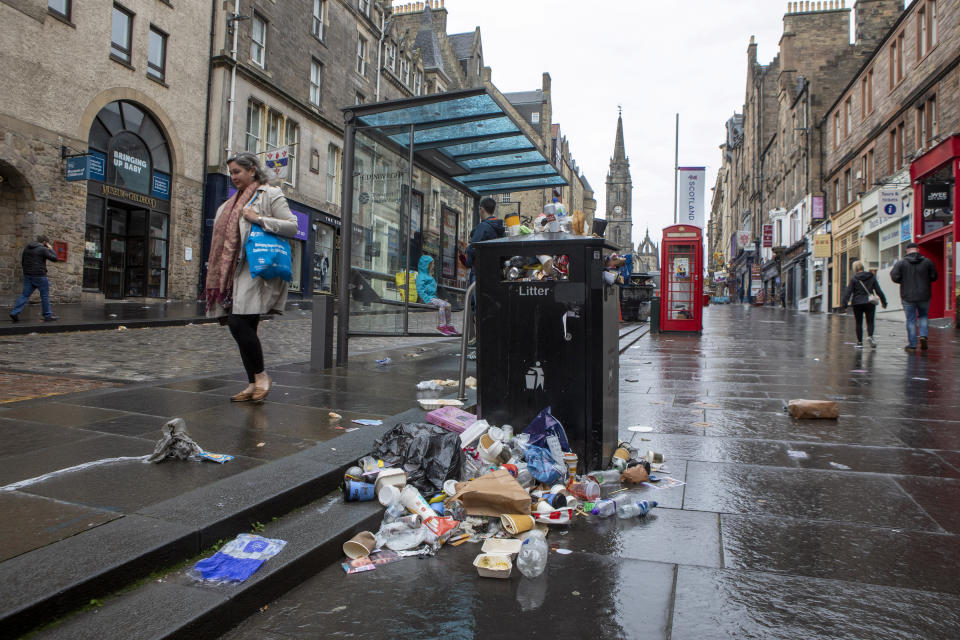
[345,480,376,502]
[374,468,406,494]
[562,452,578,476]
[501,513,535,535]
[343,531,377,559]
[400,485,434,520]
[478,434,504,463]
[443,479,459,497]
[377,484,401,507]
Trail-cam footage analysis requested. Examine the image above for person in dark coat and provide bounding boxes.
[890,242,938,351]
[10,235,59,322]
[464,197,505,352]
[841,260,887,348]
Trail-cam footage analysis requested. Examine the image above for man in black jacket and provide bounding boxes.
[464,197,504,352]
[890,242,937,351]
[9,235,59,322]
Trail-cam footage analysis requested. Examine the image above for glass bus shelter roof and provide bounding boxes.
[346,88,567,197]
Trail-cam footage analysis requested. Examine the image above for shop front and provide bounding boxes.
[760,258,781,306]
[909,135,960,321]
[782,240,808,309]
[83,100,173,299]
[830,201,862,310]
[859,175,913,314]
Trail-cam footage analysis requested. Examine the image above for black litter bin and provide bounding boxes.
[473,233,620,472]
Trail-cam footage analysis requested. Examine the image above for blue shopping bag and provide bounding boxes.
[245,223,292,282]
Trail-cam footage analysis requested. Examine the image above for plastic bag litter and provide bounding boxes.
[524,445,564,485]
[147,418,203,463]
[522,407,570,452]
[371,423,463,494]
[190,534,286,584]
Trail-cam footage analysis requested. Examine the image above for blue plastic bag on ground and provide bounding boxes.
[191,534,287,584]
[522,407,570,452]
[246,224,292,282]
[524,445,563,485]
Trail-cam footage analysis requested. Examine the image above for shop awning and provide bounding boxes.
[346,88,567,196]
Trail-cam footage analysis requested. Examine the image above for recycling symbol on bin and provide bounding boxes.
[525,362,545,391]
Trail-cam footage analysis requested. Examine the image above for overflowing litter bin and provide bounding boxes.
[472,233,620,471]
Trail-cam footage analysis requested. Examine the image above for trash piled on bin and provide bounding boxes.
[338,406,671,579]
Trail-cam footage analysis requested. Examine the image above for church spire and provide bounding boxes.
[613,107,626,163]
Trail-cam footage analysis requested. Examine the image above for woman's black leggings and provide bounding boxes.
[852,303,875,343]
[228,313,264,382]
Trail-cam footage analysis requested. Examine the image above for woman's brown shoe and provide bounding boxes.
[230,390,254,402]
[251,379,271,403]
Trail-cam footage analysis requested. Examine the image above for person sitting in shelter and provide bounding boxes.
[416,254,459,336]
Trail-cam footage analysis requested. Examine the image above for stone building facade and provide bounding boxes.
[823,0,958,316]
[0,0,210,304]
[710,0,902,309]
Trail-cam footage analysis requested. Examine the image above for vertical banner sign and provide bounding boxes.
[265,146,289,181]
[812,196,825,220]
[736,230,751,249]
[762,224,773,248]
[678,167,706,229]
[879,189,901,217]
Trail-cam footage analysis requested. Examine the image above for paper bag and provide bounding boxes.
[447,469,532,517]
[620,465,650,484]
[787,399,839,419]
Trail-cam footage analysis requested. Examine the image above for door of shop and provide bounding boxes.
[105,204,150,299]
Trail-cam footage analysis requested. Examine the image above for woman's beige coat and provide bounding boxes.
[207,184,299,317]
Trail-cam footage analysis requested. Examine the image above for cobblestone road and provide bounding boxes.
[0,313,450,401]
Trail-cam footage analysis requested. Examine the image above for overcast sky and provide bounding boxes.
[444,0,794,248]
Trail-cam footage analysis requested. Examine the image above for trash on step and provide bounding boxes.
[197,451,234,464]
[376,358,392,366]
[329,412,342,419]
[786,450,809,459]
[190,534,286,584]
[418,398,465,410]
[786,399,839,419]
[147,418,203,463]
[372,423,463,494]
[352,419,383,426]
[342,549,401,574]
[426,406,478,434]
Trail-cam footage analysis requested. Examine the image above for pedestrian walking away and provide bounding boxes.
[890,242,937,351]
[9,235,60,322]
[203,152,299,403]
[841,260,887,348]
[416,254,458,336]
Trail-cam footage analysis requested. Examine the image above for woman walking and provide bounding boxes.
[205,152,298,402]
[841,261,887,348]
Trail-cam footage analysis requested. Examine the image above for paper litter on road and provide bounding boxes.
[352,419,384,426]
[829,462,852,470]
[787,450,809,459]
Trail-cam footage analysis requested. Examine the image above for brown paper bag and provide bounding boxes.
[447,469,532,517]
[787,399,839,419]
[620,465,650,484]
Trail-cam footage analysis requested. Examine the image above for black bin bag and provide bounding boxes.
[371,423,463,495]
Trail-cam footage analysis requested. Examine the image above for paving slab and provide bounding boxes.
[0,492,120,562]
[0,402,127,427]
[894,476,960,535]
[682,461,941,531]
[73,387,227,416]
[671,564,960,640]
[0,418,98,459]
[0,433,154,487]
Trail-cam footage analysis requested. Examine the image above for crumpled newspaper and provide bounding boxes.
[147,418,203,463]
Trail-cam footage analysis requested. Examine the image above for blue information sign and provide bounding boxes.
[65,156,89,181]
[88,150,106,182]
[151,172,171,201]
[900,217,911,242]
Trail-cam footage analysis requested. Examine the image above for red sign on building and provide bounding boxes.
[762,224,773,248]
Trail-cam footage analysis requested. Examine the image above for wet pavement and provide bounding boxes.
[0,330,468,563]
[223,304,960,640]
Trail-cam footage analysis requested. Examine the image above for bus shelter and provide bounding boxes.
[335,88,567,364]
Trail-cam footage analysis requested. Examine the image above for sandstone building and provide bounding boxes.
[1,0,211,304]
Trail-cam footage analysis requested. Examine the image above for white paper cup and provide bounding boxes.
[378,484,400,507]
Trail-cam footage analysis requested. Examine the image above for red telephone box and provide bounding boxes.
[659,225,703,332]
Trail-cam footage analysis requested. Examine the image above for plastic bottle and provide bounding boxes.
[516,530,548,578]
[616,500,658,519]
[567,478,600,501]
[515,463,535,490]
[589,499,617,517]
[586,469,622,485]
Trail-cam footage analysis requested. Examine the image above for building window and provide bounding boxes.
[400,58,410,85]
[861,69,873,117]
[531,111,540,125]
[414,71,423,96]
[928,95,937,140]
[916,104,926,150]
[385,43,397,72]
[500,193,511,203]
[867,149,875,188]
[930,0,938,47]
[918,4,928,59]
[897,122,904,168]
[48,0,70,20]
[326,144,341,204]
[833,180,840,212]
[285,120,299,187]
[358,0,370,17]
[355,92,365,105]
[266,110,283,156]
[251,14,266,67]
[356,35,367,76]
[245,101,262,152]
[844,168,853,205]
[310,149,320,174]
[111,4,134,63]
[310,60,323,106]
[147,26,167,82]
[833,112,840,149]
[843,98,851,137]
[895,33,904,84]
[312,0,325,40]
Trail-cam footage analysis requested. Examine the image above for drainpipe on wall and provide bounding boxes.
[376,10,385,102]
[225,0,241,161]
